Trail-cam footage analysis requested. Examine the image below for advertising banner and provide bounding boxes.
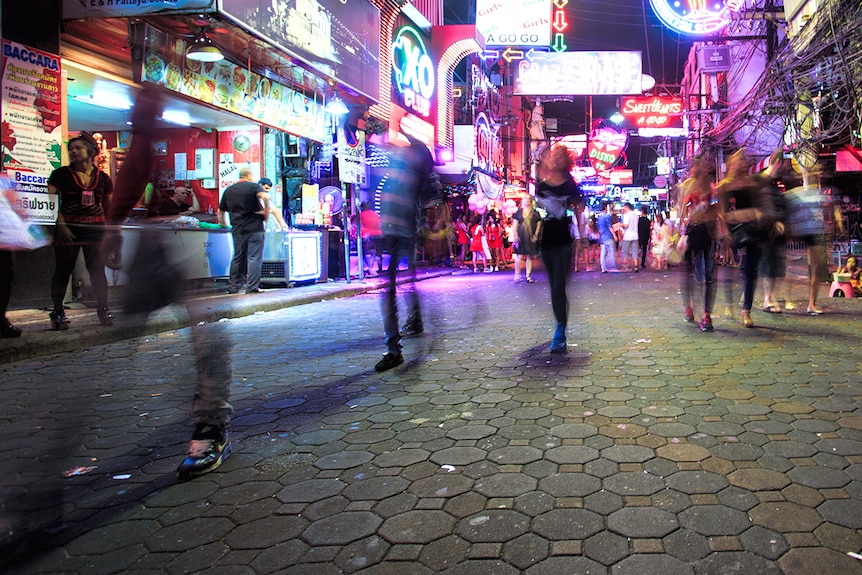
[1,40,63,222]
[140,26,329,142]
[337,124,366,186]
[619,96,684,130]
[62,0,214,19]
[476,0,552,47]
[514,51,643,96]
[221,0,380,102]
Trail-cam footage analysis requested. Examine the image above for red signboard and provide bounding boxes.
[619,96,683,129]
[588,122,628,173]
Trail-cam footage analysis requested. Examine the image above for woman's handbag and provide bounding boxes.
[728,222,761,248]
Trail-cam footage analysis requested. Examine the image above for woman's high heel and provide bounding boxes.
[49,311,70,331]
[97,307,113,327]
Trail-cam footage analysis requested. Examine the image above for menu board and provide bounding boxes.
[141,26,328,143]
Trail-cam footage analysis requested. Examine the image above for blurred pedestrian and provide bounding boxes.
[47,131,114,330]
[679,155,719,331]
[486,213,503,271]
[597,201,617,272]
[785,170,841,315]
[535,145,582,352]
[469,215,490,272]
[219,168,270,294]
[101,87,235,480]
[718,150,773,327]
[572,200,590,272]
[619,202,640,272]
[360,202,382,275]
[375,132,439,371]
[651,212,672,271]
[638,206,651,269]
[758,150,792,313]
[513,195,540,282]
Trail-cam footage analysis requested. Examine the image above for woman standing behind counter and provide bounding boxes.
[47,132,114,330]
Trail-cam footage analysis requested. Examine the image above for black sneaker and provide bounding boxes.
[375,352,404,372]
[399,316,424,337]
[177,423,231,480]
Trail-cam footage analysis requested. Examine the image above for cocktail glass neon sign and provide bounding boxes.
[392,26,435,119]
[649,0,743,35]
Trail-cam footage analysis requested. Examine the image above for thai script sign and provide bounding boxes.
[514,51,643,96]
[1,40,63,222]
[337,124,366,186]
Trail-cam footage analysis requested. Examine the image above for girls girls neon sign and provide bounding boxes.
[391,26,436,119]
[648,0,744,35]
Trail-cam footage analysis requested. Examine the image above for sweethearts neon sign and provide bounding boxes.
[392,26,435,119]
[649,0,744,35]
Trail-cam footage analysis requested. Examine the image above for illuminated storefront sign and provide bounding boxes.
[475,112,504,176]
[620,96,684,129]
[392,26,435,119]
[62,0,212,18]
[648,0,744,35]
[515,51,643,96]
[476,0,552,47]
[588,122,629,172]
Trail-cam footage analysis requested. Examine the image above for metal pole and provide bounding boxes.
[342,181,351,284]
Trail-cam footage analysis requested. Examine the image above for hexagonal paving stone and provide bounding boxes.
[815,438,862,456]
[456,509,531,543]
[440,559,520,575]
[727,468,791,491]
[665,470,728,494]
[301,512,383,546]
[525,557,606,575]
[597,405,640,418]
[611,554,693,575]
[474,473,538,498]
[817,499,862,529]
[778,547,862,575]
[695,551,783,575]
[709,443,764,461]
[431,447,488,466]
[501,533,550,571]
[749,502,823,533]
[663,528,711,562]
[678,505,751,536]
[343,476,410,501]
[740,526,789,560]
[656,443,711,462]
[446,425,497,441]
[603,471,665,496]
[379,510,457,544]
[487,446,544,465]
[648,422,698,438]
[601,445,655,463]
[600,423,648,439]
[315,450,375,470]
[763,440,818,458]
[276,479,347,503]
[786,466,850,489]
[583,530,629,566]
[409,474,474,498]
[549,423,599,439]
[373,449,430,468]
[538,473,602,498]
[607,507,679,538]
[545,445,600,464]
[584,490,625,515]
[532,508,603,540]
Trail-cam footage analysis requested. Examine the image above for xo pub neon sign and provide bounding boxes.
[391,26,435,118]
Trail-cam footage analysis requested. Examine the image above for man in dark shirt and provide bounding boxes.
[375,133,439,371]
[638,207,651,269]
[159,185,193,216]
[218,168,269,294]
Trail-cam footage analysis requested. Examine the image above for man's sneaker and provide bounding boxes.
[699,315,714,332]
[375,352,404,372]
[399,316,424,337]
[177,424,231,480]
[684,307,695,323]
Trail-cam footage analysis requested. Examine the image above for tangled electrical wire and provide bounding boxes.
[706,0,862,155]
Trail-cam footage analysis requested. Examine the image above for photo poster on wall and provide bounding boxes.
[174,153,187,181]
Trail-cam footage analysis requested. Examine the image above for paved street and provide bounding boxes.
[3,265,862,574]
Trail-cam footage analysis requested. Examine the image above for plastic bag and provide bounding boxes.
[0,178,51,251]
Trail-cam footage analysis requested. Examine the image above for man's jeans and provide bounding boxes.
[229,231,265,292]
[380,235,420,354]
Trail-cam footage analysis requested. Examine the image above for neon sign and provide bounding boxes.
[475,113,504,176]
[588,122,629,172]
[648,0,744,35]
[392,26,435,119]
[620,96,684,129]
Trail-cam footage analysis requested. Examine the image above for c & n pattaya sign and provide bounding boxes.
[648,0,744,35]
[392,26,435,120]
